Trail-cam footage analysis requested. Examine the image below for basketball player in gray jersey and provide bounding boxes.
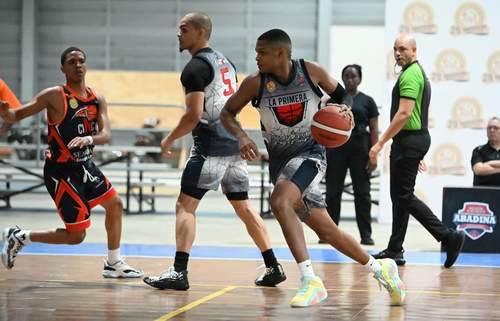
[221,29,406,307]
[143,12,286,291]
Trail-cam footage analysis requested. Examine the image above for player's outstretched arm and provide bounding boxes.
[0,87,57,123]
[221,73,260,161]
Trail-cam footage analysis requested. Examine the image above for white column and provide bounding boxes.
[21,0,36,101]
[316,0,332,70]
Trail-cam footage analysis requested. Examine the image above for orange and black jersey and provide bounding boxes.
[46,85,99,163]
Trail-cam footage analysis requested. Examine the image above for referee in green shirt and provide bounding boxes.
[369,34,465,268]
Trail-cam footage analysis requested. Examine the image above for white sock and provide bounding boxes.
[18,230,31,245]
[365,256,382,274]
[108,248,121,265]
[298,259,315,278]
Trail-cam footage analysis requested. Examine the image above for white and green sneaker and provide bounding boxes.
[374,258,406,305]
[290,276,328,307]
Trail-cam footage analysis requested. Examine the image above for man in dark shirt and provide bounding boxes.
[143,12,285,291]
[471,117,500,186]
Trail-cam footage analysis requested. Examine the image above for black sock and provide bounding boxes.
[262,249,278,268]
[174,251,189,272]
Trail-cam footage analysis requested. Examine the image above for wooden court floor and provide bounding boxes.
[1,255,499,321]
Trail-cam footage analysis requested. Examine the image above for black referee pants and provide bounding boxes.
[387,131,452,252]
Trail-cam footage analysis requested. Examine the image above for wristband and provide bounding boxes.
[84,136,94,145]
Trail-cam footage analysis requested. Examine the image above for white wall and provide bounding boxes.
[329,26,386,107]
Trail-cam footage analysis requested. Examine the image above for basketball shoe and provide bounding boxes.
[2,226,27,269]
[255,263,287,286]
[143,266,189,290]
[373,258,406,305]
[102,259,143,278]
[290,276,328,307]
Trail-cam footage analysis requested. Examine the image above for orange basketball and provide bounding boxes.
[311,104,352,148]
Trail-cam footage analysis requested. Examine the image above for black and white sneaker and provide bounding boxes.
[143,266,189,290]
[2,226,26,269]
[255,263,287,287]
[102,259,144,278]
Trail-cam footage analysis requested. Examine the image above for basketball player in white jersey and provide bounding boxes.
[220,29,406,307]
[143,12,286,291]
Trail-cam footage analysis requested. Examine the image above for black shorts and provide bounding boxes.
[44,159,117,232]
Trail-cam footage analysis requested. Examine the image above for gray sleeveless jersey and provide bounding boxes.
[191,49,240,156]
[252,59,324,181]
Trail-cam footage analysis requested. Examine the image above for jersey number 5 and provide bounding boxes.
[220,67,234,96]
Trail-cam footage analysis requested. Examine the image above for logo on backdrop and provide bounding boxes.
[482,50,500,83]
[400,1,438,34]
[447,97,485,129]
[431,49,470,82]
[453,202,496,240]
[450,2,489,36]
[429,143,466,176]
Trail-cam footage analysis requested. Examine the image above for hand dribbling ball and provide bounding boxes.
[311,104,353,148]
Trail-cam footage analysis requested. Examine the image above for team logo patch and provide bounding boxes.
[71,105,98,121]
[297,74,305,86]
[272,102,306,127]
[69,98,79,109]
[266,80,276,93]
[453,202,496,240]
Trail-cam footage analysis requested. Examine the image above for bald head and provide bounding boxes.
[183,12,212,40]
[393,34,417,67]
[395,34,416,50]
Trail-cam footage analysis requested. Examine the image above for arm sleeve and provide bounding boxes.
[180,58,214,94]
[471,147,483,167]
[399,67,421,100]
[0,79,21,109]
[366,96,379,118]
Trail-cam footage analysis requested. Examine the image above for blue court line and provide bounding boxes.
[3,242,500,268]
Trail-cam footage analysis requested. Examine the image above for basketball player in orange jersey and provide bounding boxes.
[0,47,143,278]
[0,78,21,137]
[143,12,286,291]
[220,29,406,307]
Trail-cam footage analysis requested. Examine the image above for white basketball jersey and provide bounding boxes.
[191,49,239,156]
[252,59,324,174]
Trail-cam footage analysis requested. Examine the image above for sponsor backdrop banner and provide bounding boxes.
[380,1,500,224]
[442,187,499,252]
